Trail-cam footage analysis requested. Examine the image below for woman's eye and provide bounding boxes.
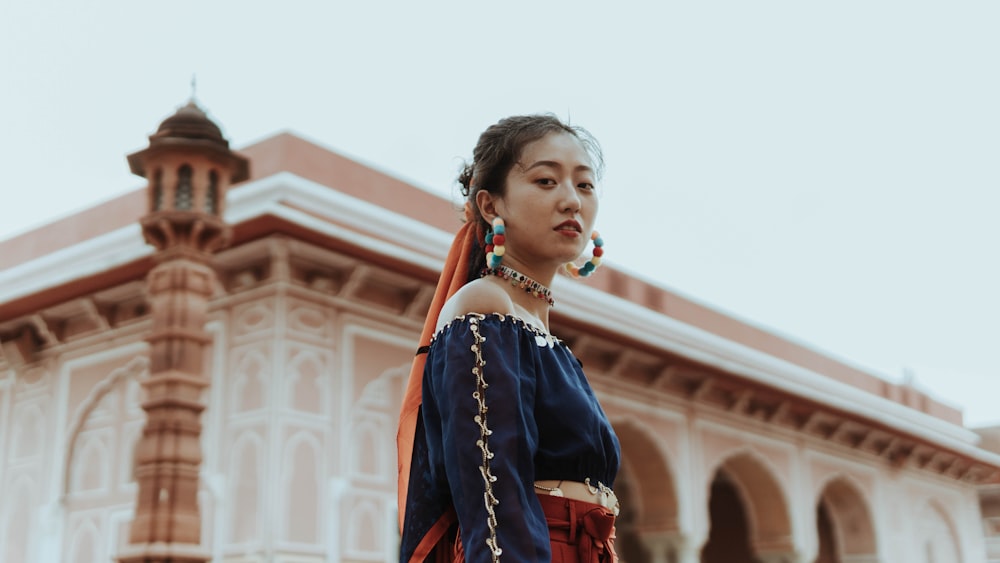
[578,182,595,191]
[536,178,557,186]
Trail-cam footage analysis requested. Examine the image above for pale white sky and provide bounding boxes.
[2,1,998,426]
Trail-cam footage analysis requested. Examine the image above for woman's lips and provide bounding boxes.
[555,220,581,233]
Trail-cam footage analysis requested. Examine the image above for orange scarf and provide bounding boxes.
[397,217,479,536]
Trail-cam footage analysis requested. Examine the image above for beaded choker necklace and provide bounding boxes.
[483,265,555,307]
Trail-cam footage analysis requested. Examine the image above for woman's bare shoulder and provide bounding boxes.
[435,279,515,331]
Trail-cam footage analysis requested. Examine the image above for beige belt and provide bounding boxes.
[534,478,620,516]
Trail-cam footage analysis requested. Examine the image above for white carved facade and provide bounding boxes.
[1,131,998,562]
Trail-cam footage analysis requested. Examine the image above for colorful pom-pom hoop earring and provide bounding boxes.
[564,230,604,278]
[484,217,506,269]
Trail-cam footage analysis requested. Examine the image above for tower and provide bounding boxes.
[118,100,248,563]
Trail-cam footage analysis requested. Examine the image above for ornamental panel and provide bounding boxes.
[232,302,275,339]
[2,473,37,563]
[230,347,270,414]
[9,402,44,461]
[342,493,385,560]
[228,431,264,546]
[69,428,113,494]
[65,515,102,563]
[280,432,323,545]
[286,348,328,415]
[918,501,962,563]
[349,414,388,482]
[286,299,331,340]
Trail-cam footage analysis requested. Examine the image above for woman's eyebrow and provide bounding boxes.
[523,160,594,173]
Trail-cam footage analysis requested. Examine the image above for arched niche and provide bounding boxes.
[231,349,268,413]
[3,475,36,562]
[69,433,111,493]
[66,517,101,563]
[345,497,383,556]
[350,418,386,478]
[613,418,679,529]
[62,356,148,496]
[11,403,44,459]
[175,164,193,210]
[288,350,325,414]
[609,417,680,562]
[815,475,878,562]
[228,432,263,544]
[918,500,962,563]
[702,450,794,562]
[281,432,322,544]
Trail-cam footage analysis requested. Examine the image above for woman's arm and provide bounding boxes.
[423,315,550,562]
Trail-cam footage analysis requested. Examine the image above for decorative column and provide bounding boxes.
[756,551,806,563]
[652,531,703,563]
[118,100,248,563]
[637,531,675,563]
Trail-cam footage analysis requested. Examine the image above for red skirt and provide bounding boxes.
[540,494,619,562]
[438,494,618,562]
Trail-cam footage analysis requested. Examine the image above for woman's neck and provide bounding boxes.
[484,260,556,329]
[497,257,557,289]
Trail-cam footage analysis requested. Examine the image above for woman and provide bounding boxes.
[398,115,620,562]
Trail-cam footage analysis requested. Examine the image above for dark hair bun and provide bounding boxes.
[457,164,475,197]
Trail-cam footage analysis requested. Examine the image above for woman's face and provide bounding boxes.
[479,131,599,273]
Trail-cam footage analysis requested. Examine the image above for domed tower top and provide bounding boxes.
[150,100,228,147]
[128,99,249,181]
[127,99,250,254]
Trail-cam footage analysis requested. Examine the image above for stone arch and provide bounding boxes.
[610,417,681,563]
[612,417,679,528]
[918,499,961,563]
[62,356,148,496]
[815,474,877,562]
[281,431,322,544]
[703,449,794,560]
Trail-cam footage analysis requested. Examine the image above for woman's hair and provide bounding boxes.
[458,114,604,281]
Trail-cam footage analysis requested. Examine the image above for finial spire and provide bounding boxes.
[190,74,198,103]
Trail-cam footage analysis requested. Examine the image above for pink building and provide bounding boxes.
[1,103,999,562]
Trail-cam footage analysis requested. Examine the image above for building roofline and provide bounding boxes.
[0,132,967,434]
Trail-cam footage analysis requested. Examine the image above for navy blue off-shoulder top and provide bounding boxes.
[400,313,620,562]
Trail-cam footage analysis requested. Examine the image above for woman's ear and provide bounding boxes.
[476,189,502,223]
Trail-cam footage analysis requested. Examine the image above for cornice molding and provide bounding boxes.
[2,171,997,473]
[0,224,149,305]
[555,276,1000,471]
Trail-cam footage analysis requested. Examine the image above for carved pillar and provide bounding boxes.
[124,249,216,561]
[638,531,673,563]
[671,535,702,563]
[756,551,806,563]
[118,100,248,563]
[640,530,702,563]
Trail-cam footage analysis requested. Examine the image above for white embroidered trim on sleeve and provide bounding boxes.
[469,315,502,561]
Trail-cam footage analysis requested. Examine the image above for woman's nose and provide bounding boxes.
[560,181,582,212]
